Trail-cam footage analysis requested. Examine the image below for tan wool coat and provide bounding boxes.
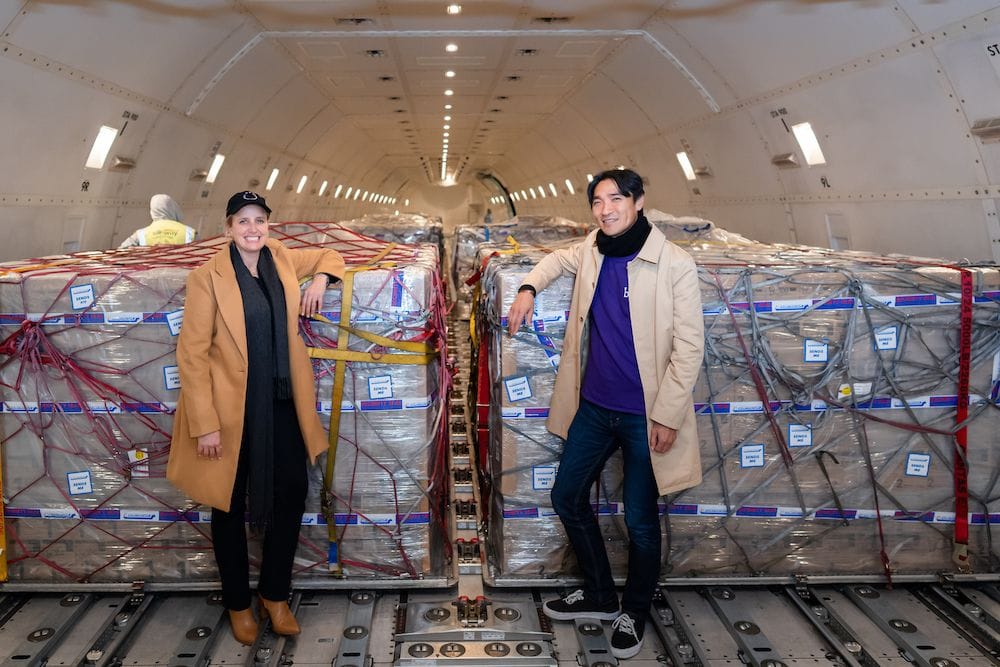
[167,239,345,511]
[520,225,705,496]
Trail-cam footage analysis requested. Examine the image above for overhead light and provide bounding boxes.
[520,190,527,199]
[444,124,450,130]
[548,183,558,197]
[405,199,410,206]
[676,151,696,181]
[444,89,454,96]
[362,190,369,201]
[538,185,546,198]
[443,132,449,137]
[446,4,462,15]
[205,153,226,184]
[334,184,344,197]
[564,178,575,195]
[296,175,308,194]
[85,125,118,169]
[445,71,456,78]
[444,104,453,110]
[586,173,594,183]
[771,153,799,168]
[319,180,328,196]
[444,115,451,121]
[791,121,827,166]
[530,188,537,200]
[446,43,458,52]
[354,189,362,200]
[266,168,280,190]
[345,186,353,198]
[512,192,520,201]
[109,156,135,171]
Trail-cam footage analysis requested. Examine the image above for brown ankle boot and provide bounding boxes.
[259,595,300,636]
[228,608,259,645]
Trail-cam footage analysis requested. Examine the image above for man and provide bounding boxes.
[506,168,704,660]
[119,194,197,248]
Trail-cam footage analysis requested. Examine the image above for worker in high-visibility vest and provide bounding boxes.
[119,194,197,248]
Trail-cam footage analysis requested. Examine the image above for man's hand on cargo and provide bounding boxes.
[507,291,534,335]
[197,431,222,460]
[650,422,677,453]
[300,273,329,317]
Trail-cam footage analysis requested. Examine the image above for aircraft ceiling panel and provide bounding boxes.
[122,113,226,202]
[897,0,1000,33]
[286,102,346,158]
[0,61,172,195]
[566,75,657,147]
[597,37,721,129]
[191,40,301,132]
[641,22,739,110]
[0,4,22,29]
[765,52,981,192]
[673,114,784,198]
[932,32,1000,129]
[665,1,914,98]
[10,0,239,102]
[244,77,332,149]
[511,0,668,30]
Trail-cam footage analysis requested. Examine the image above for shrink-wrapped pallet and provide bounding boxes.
[452,216,589,319]
[480,225,1000,582]
[0,223,450,583]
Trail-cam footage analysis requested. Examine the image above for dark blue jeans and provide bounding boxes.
[550,398,661,617]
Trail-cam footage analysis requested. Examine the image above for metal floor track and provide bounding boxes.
[0,582,998,666]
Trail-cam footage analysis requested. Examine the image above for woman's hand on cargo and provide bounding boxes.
[300,273,329,317]
[197,431,222,460]
[507,291,534,335]
[649,422,677,454]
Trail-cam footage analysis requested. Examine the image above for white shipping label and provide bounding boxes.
[504,376,532,402]
[875,326,898,351]
[67,470,93,495]
[70,284,95,310]
[787,424,812,448]
[166,309,184,336]
[905,452,931,477]
[740,444,765,468]
[532,465,557,490]
[127,449,150,478]
[163,365,181,390]
[804,339,829,362]
[368,375,393,399]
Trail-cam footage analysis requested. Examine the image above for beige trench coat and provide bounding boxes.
[521,226,705,495]
[167,239,345,511]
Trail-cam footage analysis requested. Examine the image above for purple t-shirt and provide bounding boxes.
[580,252,646,415]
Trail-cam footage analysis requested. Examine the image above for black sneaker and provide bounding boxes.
[542,589,619,621]
[610,611,645,659]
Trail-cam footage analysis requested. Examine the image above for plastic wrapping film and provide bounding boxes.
[337,212,444,256]
[479,224,1000,582]
[0,221,450,583]
[451,216,589,319]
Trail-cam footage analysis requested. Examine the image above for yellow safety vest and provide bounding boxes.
[137,220,196,245]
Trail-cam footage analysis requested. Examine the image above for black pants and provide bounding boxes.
[212,400,308,610]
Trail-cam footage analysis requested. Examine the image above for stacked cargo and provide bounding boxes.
[480,222,1000,582]
[451,216,589,319]
[0,222,450,584]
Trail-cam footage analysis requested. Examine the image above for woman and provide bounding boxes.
[168,191,345,645]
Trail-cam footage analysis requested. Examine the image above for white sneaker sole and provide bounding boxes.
[611,639,643,659]
[541,604,619,621]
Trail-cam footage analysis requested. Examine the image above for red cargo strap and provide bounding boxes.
[953,269,974,571]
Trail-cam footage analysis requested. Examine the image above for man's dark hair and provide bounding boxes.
[587,168,645,204]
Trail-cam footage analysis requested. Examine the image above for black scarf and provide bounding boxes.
[230,243,292,529]
[595,211,652,257]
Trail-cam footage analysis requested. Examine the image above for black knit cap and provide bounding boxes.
[226,191,272,218]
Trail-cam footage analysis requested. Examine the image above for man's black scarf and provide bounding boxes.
[596,211,652,257]
[229,243,292,530]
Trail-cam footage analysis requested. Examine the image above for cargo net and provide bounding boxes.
[0,222,450,583]
[478,228,1000,583]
